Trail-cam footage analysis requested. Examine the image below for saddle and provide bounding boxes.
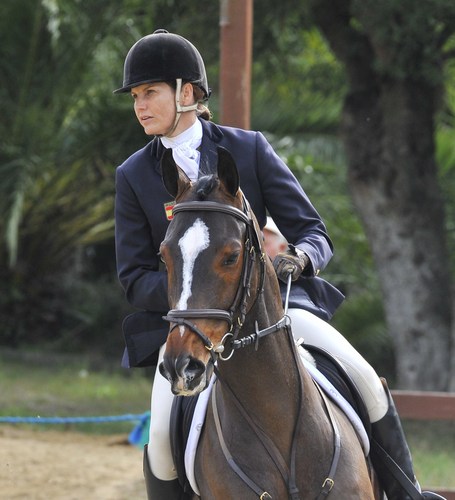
[169,346,371,495]
[305,343,371,437]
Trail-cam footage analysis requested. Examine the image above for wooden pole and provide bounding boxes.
[219,0,253,129]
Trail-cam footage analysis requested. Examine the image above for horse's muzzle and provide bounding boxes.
[159,353,211,396]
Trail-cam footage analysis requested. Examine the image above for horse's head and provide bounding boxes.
[158,147,264,395]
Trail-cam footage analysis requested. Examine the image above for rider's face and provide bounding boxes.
[131,82,176,136]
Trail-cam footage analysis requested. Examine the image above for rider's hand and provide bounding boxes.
[272,245,309,282]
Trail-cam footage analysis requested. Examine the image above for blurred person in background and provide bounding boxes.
[263,216,288,259]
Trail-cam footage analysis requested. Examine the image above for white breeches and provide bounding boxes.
[147,309,389,480]
[147,344,178,480]
[288,308,388,422]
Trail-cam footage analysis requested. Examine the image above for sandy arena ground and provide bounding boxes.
[0,426,147,500]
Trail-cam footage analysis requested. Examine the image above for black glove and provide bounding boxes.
[272,245,309,282]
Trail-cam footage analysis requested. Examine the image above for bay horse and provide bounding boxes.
[159,147,378,499]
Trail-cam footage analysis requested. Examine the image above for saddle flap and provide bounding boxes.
[304,343,372,439]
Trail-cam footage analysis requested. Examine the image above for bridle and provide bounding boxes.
[163,196,285,362]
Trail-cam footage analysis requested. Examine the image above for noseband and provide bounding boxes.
[162,198,267,361]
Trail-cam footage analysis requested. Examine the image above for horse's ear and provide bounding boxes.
[217,147,239,197]
[161,148,191,198]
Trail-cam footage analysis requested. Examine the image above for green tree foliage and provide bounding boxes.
[253,29,345,133]
[0,0,220,349]
[0,0,132,345]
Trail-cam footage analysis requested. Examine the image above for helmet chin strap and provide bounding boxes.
[163,78,198,137]
[175,78,198,113]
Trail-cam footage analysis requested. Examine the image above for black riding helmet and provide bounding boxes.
[114,29,211,99]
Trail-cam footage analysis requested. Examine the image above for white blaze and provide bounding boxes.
[177,218,210,312]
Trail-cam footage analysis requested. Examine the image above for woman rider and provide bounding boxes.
[114,30,443,500]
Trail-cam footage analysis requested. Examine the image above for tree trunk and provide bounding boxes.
[343,77,452,390]
[310,0,453,389]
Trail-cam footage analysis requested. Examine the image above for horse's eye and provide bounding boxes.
[223,252,240,266]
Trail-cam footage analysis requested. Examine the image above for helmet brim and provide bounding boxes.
[112,77,164,94]
[113,78,211,99]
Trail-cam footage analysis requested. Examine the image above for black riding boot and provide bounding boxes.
[370,379,446,500]
[143,445,187,500]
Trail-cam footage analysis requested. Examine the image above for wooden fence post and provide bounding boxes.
[219,0,253,129]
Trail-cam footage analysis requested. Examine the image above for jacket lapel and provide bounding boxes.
[199,120,223,177]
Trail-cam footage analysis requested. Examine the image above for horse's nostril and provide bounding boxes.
[158,361,169,379]
[186,358,205,381]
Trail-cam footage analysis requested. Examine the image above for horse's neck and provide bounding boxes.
[215,315,321,462]
[217,280,315,427]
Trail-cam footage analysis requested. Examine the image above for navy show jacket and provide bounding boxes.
[115,119,344,367]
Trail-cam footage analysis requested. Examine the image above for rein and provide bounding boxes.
[210,272,303,500]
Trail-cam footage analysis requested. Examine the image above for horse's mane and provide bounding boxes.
[195,175,219,200]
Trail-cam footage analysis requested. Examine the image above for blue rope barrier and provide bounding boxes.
[0,412,152,448]
[0,412,149,425]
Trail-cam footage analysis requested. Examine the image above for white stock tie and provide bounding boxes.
[160,120,203,181]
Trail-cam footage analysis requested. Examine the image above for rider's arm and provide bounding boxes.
[115,166,169,312]
[255,132,333,277]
